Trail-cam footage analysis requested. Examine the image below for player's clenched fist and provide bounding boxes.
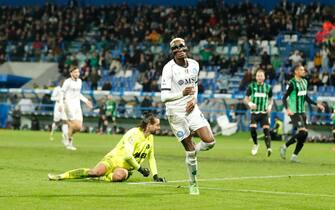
[182,87,195,96]
[138,166,150,177]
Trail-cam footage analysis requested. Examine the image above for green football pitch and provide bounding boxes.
[0,130,334,210]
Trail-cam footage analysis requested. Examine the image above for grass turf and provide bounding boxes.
[0,130,334,210]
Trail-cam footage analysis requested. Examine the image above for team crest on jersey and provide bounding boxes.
[176,131,184,138]
[146,144,150,149]
[178,80,184,86]
[191,68,197,74]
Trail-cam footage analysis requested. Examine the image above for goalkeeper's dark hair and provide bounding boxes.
[138,113,157,131]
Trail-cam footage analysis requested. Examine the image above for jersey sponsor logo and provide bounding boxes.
[297,90,307,96]
[178,77,197,86]
[178,80,184,85]
[254,92,266,97]
[176,130,184,138]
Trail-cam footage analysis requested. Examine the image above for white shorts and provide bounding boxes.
[53,104,67,122]
[64,101,83,122]
[167,105,210,141]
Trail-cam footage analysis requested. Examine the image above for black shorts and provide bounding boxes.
[290,113,307,129]
[250,113,269,126]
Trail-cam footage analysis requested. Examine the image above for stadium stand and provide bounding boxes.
[0,0,334,139]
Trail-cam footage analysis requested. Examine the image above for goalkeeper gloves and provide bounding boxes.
[138,166,150,177]
[153,174,166,182]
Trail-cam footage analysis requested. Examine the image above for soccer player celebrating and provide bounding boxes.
[49,80,68,141]
[161,38,215,195]
[280,64,324,162]
[60,66,93,150]
[48,114,165,183]
[245,69,273,156]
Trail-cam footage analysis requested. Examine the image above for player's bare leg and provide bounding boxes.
[195,126,215,152]
[181,136,199,195]
[66,120,82,150]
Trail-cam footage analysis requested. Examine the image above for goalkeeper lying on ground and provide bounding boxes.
[48,113,166,182]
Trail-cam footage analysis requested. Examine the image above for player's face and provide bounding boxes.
[256,71,265,84]
[171,40,187,59]
[71,69,80,80]
[147,118,160,134]
[295,66,305,77]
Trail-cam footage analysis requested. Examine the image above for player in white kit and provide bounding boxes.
[60,66,93,150]
[49,80,68,142]
[161,38,216,195]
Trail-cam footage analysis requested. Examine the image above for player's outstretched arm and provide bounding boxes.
[147,145,166,182]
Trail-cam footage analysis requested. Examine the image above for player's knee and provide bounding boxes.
[263,128,270,136]
[203,140,216,150]
[297,130,308,143]
[88,169,103,177]
[112,169,128,182]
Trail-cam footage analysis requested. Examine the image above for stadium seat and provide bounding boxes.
[223,46,229,55]
[207,72,216,79]
[284,34,291,42]
[291,34,298,42]
[261,40,269,48]
[124,70,132,78]
[230,46,239,55]
[216,115,238,136]
[215,46,225,55]
[199,71,207,79]
[270,47,279,55]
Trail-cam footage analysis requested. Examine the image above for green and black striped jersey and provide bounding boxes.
[246,82,273,113]
[282,78,316,113]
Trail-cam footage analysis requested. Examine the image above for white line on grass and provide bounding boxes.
[175,185,335,198]
[126,173,335,198]
[127,172,335,185]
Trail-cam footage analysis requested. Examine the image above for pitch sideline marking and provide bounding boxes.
[127,172,335,185]
[126,173,335,198]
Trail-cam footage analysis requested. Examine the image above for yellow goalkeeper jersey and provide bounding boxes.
[104,127,158,175]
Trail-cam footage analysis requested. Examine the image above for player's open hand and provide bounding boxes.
[138,166,150,177]
[153,174,166,182]
[248,102,257,110]
[182,87,195,96]
[317,103,325,112]
[286,108,293,116]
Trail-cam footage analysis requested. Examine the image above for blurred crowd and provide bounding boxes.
[1,0,335,93]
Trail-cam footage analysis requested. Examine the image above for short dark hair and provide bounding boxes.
[138,113,157,131]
